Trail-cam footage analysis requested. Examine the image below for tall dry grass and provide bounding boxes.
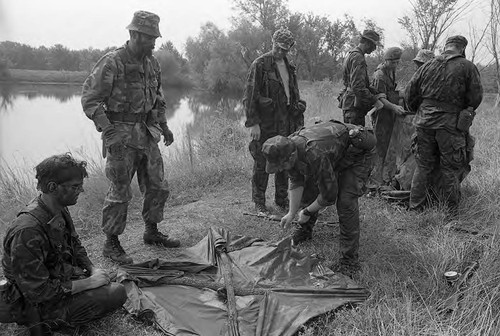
[1,81,499,335]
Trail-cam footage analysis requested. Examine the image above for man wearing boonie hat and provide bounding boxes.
[243,28,306,215]
[262,119,376,276]
[412,49,434,68]
[82,10,180,265]
[368,47,406,191]
[339,29,391,127]
[405,35,483,218]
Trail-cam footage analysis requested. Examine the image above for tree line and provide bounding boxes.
[0,0,499,97]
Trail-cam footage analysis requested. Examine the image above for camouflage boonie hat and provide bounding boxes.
[126,10,162,38]
[360,29,382,46]
[445,35,468,47]
[346,124,376,151]
[384,47,402,60]
[413,49,434,64]
[272,28,295,50]
[262,135,296,174]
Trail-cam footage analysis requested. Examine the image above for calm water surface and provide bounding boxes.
[0,83,243,172]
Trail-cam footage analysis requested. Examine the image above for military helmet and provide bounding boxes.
[384,47,402,60]
[413,49,434,64]
[126,10,162,38]
[360,29,382,46]
[272,28,295,50]
[445,35,468,48]
[262,135,296,174]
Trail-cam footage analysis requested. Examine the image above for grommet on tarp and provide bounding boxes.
[444,271,460,286]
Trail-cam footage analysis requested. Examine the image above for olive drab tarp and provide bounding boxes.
[116,227,370,336]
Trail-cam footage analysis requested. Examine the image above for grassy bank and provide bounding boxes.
[1,81,500,335]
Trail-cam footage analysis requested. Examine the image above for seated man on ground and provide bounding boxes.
[0,154,127,336]
[262,120,376,274]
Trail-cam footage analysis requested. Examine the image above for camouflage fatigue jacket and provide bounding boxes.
[341,48,378,112]
[81,42,167,149]
[288,120,361,206]
[2,197,93,305]
[243,52,303,135]
[405,50,483,130]
[372,63,399,104]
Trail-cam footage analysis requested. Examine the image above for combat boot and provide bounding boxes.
[291,212,317,246]
[143,222,180,248]
[103,235,133,265]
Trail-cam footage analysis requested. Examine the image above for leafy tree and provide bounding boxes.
[398,0,473,50]
[232,0,290,35]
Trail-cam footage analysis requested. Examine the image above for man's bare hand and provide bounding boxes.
[250,124,261,141]
[280,212,295,230]
[392,104,406,116]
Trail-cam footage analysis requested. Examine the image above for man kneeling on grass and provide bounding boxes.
[262,120,376,275]
[0,154,127,336]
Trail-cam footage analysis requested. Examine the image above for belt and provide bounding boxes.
[107,112,148,123]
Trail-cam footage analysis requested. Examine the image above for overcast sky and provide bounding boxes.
[0,0,487,53]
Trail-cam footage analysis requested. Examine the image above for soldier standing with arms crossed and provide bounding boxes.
[82,11,180,265]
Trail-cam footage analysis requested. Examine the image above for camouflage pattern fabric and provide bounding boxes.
[405,51,483,130]
[0,197,126,326]
[288,121,375,264]
[370,62,400,186]
[243,52,304,205]
[82,42,170,233]
[102,143,169,235]
[405,50,483,211]
[340,48,378,126]
[249,133,288,206]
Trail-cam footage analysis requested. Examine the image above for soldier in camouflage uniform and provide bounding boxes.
[81,11,179,265]
[243,28,306,214]
[339,30,391,126]
[369,47,406,190]
[405,36,483,215]
[0,154,126,336]
[262,120,376,273]
[393,49,435,191]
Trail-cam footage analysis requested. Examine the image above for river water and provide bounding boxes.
[0,83,243,172]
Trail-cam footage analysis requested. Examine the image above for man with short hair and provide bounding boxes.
[369,47,406,190]
[262,120,376,274]
[339,29,389,126]
[0,154,127,336]
[82,10,180,265]
[405,35,483,215]
[243,28,306,215]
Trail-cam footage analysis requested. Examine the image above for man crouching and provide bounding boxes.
[262,120,376,275]
[0,154,127,336]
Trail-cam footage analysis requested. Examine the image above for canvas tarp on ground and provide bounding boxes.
[116,227,370,336]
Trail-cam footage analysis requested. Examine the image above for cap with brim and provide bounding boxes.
[126,10,162,38]
[361,29,382,46]
[412,49,434,64]
[262,136,295,174]
[445,35,468,48]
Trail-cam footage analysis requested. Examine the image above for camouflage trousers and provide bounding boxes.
[249,135,288,206]
[103,143,169,235]
[410,127,468,211]
[343,108,367,127]
[302,156,374,264]
[0,283,126,329]
[370,108,397,186]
